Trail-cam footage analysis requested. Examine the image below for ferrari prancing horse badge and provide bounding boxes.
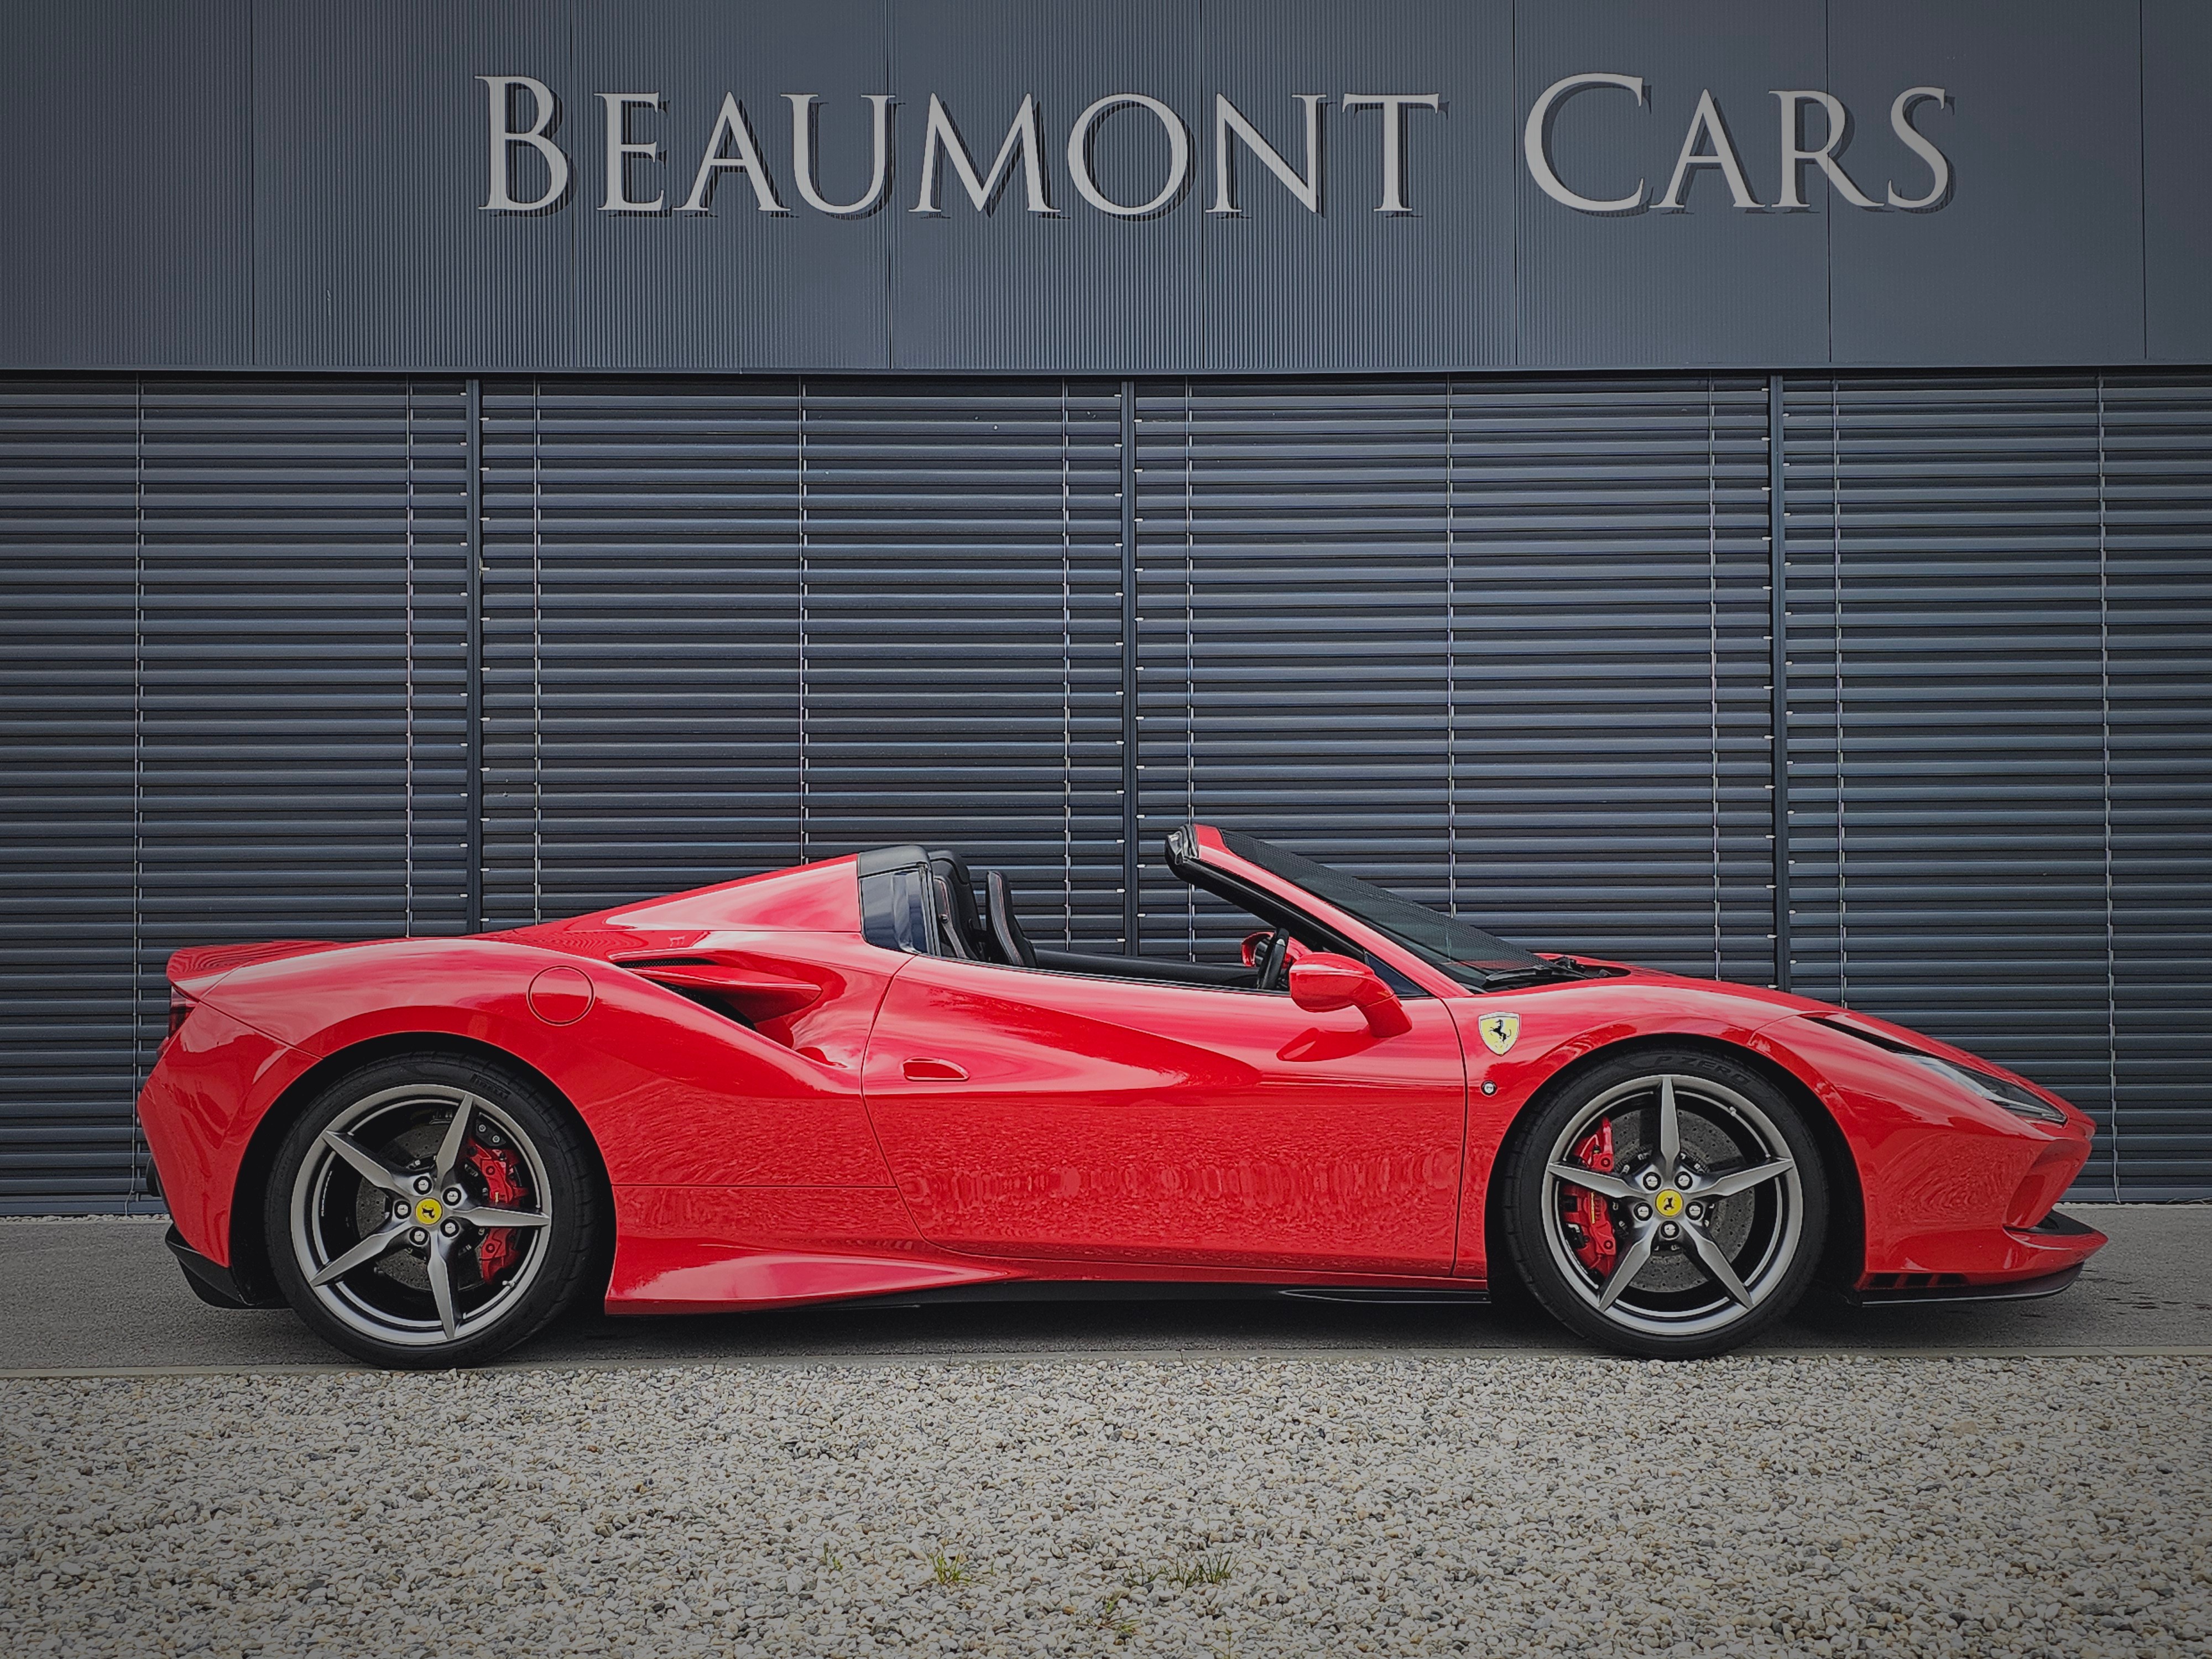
[1478,1013,1520,1055]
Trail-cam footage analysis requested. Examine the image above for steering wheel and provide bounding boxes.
[1256,928,1293,992]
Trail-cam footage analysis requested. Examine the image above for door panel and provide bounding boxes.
[862,956,1468,1273]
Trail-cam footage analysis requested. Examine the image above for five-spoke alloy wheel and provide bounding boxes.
[1501,1048,1827,1358]
[266,1053,602,1368]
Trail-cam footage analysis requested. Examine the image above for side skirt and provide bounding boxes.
[815,1280,1490,1312]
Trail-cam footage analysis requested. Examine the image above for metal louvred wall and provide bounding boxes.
[2102,378,2212,1199]
[478,378,1128,948]
[1133,379,1459,960]
[1,377,471,1211]
[135,380,473,971]
[479,379,806,927]
[3,370,2209,1211]
[792,380,1128,952]
[1,380,140,1207]
[1132,377,1775,982]
[1783,375,2212,1199]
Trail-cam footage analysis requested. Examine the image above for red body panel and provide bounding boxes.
[137,833,2106,1313]
[138,1004,322,1260]
[1433,970,2102,1284]
[201,935,895,1190]
[607,1186,993,1312]
[862,954,1467,1273]
[1751,1015,2100,1278]
[587,854,864,935]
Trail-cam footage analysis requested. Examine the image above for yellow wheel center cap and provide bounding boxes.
[1654,1188,1684,1219]
[414,1197,444,1227]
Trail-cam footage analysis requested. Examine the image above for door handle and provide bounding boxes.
[902,1057,969,1082]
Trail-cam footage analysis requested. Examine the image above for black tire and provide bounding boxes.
[264,1051,603,1369]
[1499,1047,1828,1359]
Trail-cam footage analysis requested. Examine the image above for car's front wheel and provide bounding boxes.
[1500,1048,1827,1358]
[265,1052,602,1368]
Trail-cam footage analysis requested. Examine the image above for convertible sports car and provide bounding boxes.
[142,824,2106,1366]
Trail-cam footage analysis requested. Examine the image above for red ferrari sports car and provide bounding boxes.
[142,824,2105,1366]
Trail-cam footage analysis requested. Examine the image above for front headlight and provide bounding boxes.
[1898,1052,2069,1125]
[1809,1017,2070,1125]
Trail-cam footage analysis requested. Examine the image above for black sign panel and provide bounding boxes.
[0,0,2200,372]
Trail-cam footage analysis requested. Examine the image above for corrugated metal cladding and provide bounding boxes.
[477,378,1126,944]
[1782,377,2212,1198]
[1,378,468,1206]
[1,371,2206,1209]
[1132,378,1775,986]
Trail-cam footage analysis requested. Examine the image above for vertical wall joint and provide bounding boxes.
[1120,379,1140,954]
[465,377,484,933]
[1768,374,1792,993]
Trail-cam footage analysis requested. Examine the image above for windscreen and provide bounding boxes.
[1217,830,1545,985]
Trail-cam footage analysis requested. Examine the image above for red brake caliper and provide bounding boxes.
[465,1140,526,1284]
[1561,1119,1619,1277]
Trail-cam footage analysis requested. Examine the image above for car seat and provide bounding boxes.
[985,870,1038,968]
[926,850,995,961]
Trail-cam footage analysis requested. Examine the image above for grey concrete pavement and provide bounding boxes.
[2,1207,2206,1375]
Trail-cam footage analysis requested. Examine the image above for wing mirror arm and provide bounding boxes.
[1287,953,1412,1037]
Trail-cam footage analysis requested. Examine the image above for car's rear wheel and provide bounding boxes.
[265,1052,601,1368]
[1501,1048,1827,1359]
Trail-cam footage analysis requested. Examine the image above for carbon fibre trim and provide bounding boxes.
[1845,1264,2085,1308]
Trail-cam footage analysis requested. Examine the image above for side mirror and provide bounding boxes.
[1288,952,1412,1036]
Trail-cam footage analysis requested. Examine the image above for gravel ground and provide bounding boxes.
[3,1357,2208,1658]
